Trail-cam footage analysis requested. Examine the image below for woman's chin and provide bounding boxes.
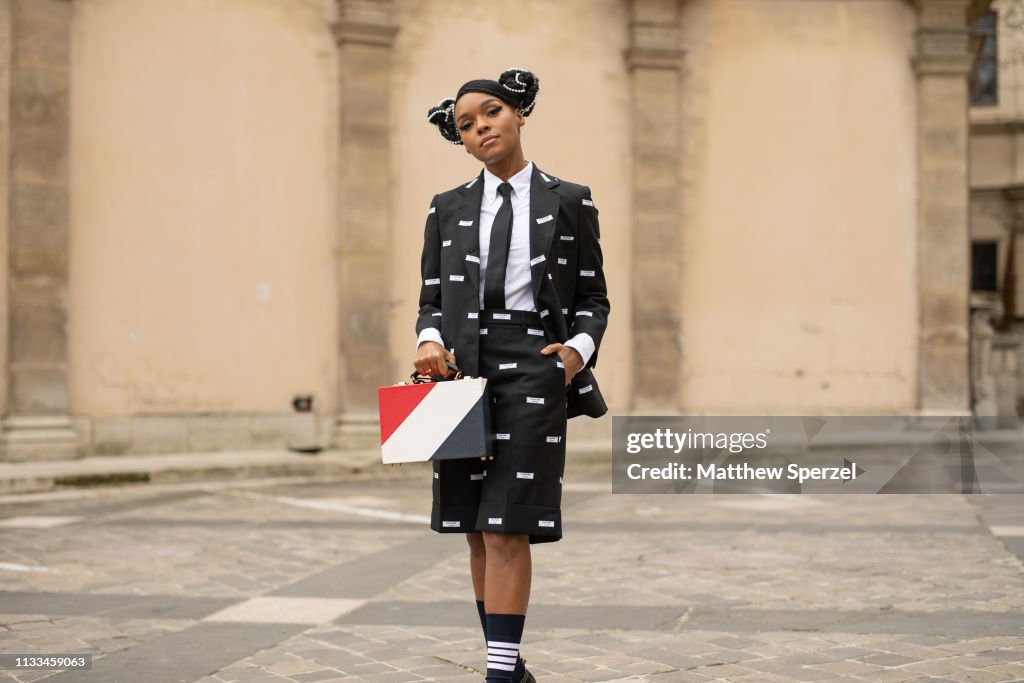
[475,148,504,165]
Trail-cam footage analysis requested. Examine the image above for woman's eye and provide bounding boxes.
[488,107,501,116]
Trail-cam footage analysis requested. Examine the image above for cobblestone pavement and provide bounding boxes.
[0,459,1021,682]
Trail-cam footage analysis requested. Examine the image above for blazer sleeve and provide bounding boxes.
[570,186,610,369]
[415,195,443,339]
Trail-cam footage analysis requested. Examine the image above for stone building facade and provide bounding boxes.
[0,0,995,460]
[968,0,1024,420]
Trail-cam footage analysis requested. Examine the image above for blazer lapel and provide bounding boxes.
[454,171,485,293]
[529,165,560,301]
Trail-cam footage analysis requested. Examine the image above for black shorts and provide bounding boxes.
[430,309,568,544]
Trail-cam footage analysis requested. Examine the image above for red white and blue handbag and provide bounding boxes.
[377,363,492,464]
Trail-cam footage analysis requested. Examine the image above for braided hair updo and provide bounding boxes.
[426,67,540,145]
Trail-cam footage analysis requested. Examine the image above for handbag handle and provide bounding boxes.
[410,361,462,383]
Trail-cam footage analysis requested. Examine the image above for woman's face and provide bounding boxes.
[454,92,525,164]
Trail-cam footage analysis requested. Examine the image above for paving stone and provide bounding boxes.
[854,668,935,682]
[773,667,837,681]
[979,649,1024,662]
[0,478,1021,683]
[860,652,922,666]
[686,663,759,678]
[814,659,886,675]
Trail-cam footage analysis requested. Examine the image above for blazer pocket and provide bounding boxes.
[567,368,608,420]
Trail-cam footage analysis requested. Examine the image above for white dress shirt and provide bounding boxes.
[417,160,595,369]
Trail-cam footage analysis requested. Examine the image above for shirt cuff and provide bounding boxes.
[416,327,445,351]
[563,333,595,370]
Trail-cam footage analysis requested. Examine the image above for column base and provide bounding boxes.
[0,415,81,462]
[333,412,380,451]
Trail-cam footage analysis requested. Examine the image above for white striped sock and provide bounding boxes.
[487,640,520,672]
[484,614,526,682]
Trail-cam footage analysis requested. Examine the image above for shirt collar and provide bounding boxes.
[483,160,533,203]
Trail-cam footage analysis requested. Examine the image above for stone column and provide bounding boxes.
[332,0,398,449]
[914,0,975,413]
[626,0,685,412]
[0,0,78,461]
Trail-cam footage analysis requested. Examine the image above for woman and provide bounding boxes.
[414,67,609,683]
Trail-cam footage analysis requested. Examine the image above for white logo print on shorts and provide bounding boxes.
[488,517,502,525]
[538,520,555,527]
[526,397,544,405]
[442,520,461,528]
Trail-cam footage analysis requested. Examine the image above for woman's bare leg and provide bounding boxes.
[467,532,486,601]
[481,532,531,613]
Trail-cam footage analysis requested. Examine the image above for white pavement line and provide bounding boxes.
[672,605,693,632]
[0,562,58,573]
[0,516,83,528]
[990,525,1024,537]
[225,490,431,524]
[0,475,353,505]
[203,597,365,624]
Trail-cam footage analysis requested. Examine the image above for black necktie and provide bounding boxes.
[484,182,513,310]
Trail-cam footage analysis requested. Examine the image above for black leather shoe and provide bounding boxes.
[513,658,536,683]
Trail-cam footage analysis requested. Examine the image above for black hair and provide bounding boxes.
[426,67,540,145]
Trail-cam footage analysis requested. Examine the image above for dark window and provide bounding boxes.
[969,12,998,107]
[972,241,999,292]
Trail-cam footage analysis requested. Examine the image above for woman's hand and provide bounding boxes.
[541,343,583,386]
[414,341,456,378]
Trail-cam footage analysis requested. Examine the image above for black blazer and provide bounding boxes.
[416,164,610,419]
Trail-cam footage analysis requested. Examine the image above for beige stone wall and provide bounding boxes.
[67,0,340,416]
[388,0,634,411]
[0,0,955,450]
[65,0,928,422]
[678,0,919,412]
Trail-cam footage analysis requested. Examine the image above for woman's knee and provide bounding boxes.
[482,532,529,559]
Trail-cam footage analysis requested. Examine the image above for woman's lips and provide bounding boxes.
[481,136,498,147]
